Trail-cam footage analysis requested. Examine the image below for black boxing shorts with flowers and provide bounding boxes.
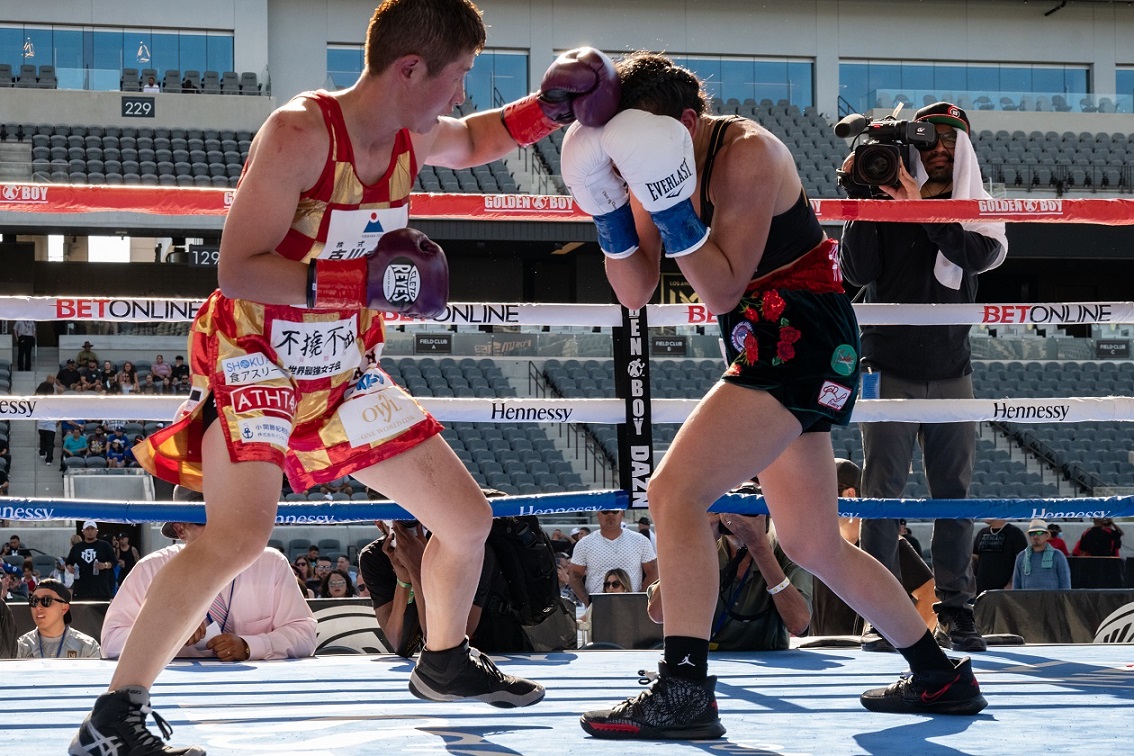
[134,290,442,492]
[718,238,860,433]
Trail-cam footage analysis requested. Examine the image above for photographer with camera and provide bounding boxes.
[838,102,1007,655]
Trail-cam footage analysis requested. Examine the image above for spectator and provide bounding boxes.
[4,535,30,558]
[0,584,15,657]
[76,341,98,366]
[142,76,160,93]
[181,76,197,93]
[20,559,37,594]
[840,102,1007,656]
[556,553,582,607]
[150,354,172,392]
[1013,519,1071,590]
[56,359,82,391]
[355,574,369,599]
[1073,518,1124,557]
[168,354,190,392]
[310,556,332,595]
[2,562,27,601]
[1046,523,1070,557]
[359,499,564,657]
[101,487,316,660]
[65,521,116,600]
[335,555,358,585]
[60,427,89,470]
[122,435,144,468]
[139,373,160,394]
[14,319,36,372]
[320,569,357,598]
[78,359,102,393]
[116,361,139,394]
[87,428,108,459]
[972,519,1028,593]
[603,568,631,592]
[320,477,355,497]
[306,544,321,564]
[810,459,936,643]
[899,520,924,558]
[99,360,118,393]
[570,526,589,543]
[568,509,658,606]
[49,557,74,588]
[646,507,811,651]
[292,566,314,599]
[637,516,656,546]
[293,556,314,586]
[35,373,60,396]
[16,579,102,659]
[114,533,140,586]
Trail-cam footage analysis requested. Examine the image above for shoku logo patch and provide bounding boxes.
[645,158,693,201]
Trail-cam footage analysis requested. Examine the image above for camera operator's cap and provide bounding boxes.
[834,458,862,493]
[915,101,970,133]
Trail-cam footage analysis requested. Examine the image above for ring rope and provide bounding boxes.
[2,491,1132,525]
[3,296,1134,327]
[3,395,1133,424]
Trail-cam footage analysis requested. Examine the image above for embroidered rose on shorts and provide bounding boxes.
[744,332,759,364]
[742,304,760,322]
[779,326,802,345]
[761,290,786,321]
[772,319,800,366]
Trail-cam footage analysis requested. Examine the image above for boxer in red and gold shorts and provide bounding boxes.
[71,4,624,755]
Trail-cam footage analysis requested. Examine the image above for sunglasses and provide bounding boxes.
[1028,531,1048,536]
[328,580,347,588]
[295,561,308,566]
[598,510,621,516]
[30,595,69,608]
[603,580,624,589]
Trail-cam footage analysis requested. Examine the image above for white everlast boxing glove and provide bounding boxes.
[561,121,639,258]
[600,109,710,258]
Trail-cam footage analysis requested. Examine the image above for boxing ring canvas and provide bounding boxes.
[3,644,1131,754]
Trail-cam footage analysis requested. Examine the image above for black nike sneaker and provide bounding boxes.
[935,608,988,653]
[580,662,726,740]
[860,656,988,715]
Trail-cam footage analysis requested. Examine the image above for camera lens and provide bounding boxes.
[854,144,900,187]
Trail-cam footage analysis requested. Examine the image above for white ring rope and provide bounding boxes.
[2,296,1134,327]
[3,394,1134,424]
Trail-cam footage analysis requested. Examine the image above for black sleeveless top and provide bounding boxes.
[698,117,825,279]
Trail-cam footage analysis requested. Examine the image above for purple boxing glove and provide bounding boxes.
[502,46,621,146]
[309,228,448,318]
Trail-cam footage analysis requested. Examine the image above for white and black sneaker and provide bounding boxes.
[409,639,545,708]
[69,686,204,755]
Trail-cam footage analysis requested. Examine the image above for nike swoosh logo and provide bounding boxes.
[920,676,957,704]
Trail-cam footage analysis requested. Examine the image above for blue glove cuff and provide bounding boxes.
[653,199,710,258]
[594,202,640,258]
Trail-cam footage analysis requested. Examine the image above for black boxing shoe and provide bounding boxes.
[861,624,896,653]
[69,686,205,755]
[409,638,544,708]
[860,657,987,715]
[580,662,726,740]
[934,609,988,653]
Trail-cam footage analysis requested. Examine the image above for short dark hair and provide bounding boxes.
[365,0,486,77]
[615,51,710,119]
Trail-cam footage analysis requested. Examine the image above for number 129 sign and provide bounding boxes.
[121,96,155,118]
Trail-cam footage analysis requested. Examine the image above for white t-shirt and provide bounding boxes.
[570,529,657,595]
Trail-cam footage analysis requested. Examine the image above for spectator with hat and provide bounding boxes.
[65,521,116,600]
[168,354,191,393]
[16,579,102,659]
[1013,519,1071,590]
[839,101,1008,655]
[101,487,316,661]
[76,341,99,366]
[568,508,658,606]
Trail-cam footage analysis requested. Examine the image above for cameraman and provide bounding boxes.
[838,102,1007,655]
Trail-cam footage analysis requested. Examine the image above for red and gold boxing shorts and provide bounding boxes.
[134,290,442,492]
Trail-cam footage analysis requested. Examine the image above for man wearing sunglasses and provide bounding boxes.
[839,102,1008,656]
[16,579,102,659]
[568,508,658,606]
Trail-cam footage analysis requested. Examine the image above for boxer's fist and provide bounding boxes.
[501,46,620,146]
[538,47,621,127]
[561,122,638,258]
[309,229,448,318]
[601,109,709,258]
[365,228,448,318]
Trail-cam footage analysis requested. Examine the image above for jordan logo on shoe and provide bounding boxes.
[677,655,696,667]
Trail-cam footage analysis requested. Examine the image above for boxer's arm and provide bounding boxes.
[218,103,328,304]
[605,205,663,310]
[670,139,789,315]
[414,111,522,171]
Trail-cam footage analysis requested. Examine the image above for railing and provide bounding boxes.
[527,360,616,490]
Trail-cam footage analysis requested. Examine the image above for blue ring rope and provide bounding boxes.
[1,490,1131,525]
